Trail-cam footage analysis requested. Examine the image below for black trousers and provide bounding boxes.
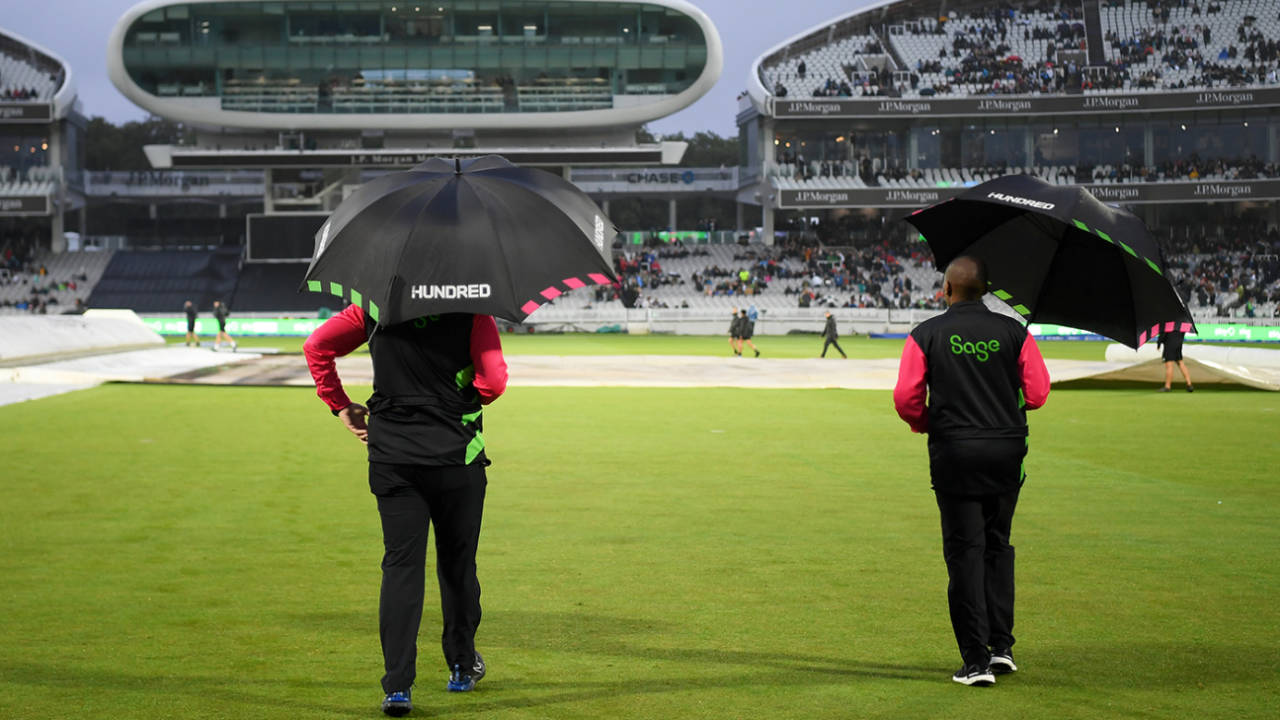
[821,336,846,357]
[369,461,487,693]
[934,487,1019,668]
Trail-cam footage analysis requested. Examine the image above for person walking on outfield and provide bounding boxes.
[738,309,760,357]
[212,300,237,351]
[728,307,743,356]
[183,300,198,346]
[821,311,847,358]
[1157,328,1193,392]
[304,307,508,717]
[892,256,1050,687]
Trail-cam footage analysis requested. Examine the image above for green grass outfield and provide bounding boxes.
[176,333,1169,361]
[176,332,1280,361]
[2,374,1277,719]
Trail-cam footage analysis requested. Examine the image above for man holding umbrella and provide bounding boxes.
[305,307,507,715]
[893,256,1050,686]
[300,155,616,716]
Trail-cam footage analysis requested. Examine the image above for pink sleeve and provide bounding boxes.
[470,315,508,405]
[893,335,929,434]
[1019,333,1050,410]
[302,304,367,413]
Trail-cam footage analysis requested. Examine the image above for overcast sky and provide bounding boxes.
[5,0,875,138]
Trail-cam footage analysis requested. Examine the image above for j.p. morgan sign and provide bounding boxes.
[0,196,50,215]
[0,103,53,122]
[777,179,1280,208]
[772,87,1280,118]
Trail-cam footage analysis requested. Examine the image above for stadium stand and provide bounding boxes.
[1161,219,1280,317]
[230,262,345,313]
[0,32,61,100]
[0,248,113,315]
[758,0,1280,99]
[86,248,241,313]
[1099,0,1280,91]
[0,166,59,200]
[539,233,944,314]
[769,161,1279,189]
[553,218,1280,318]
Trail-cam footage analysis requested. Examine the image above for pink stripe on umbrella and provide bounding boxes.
[540,286,563,300]
[563,277,586,289]
[1138,331,1149,346]
[1180,322,1193,333]
[588,273,611,285]
[1150,324,1160,339]
[1164,321,1176,332]
[521,300,540,315]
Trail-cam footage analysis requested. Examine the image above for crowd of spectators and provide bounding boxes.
[595,211,1280,316]
[771,0,1280,100]
[1087,156,1280,182]
[2,86,41,100]
[1102,2,1280,90]
[1162,218,1280,316]
[0,240,86,314]
[593,221,946,310]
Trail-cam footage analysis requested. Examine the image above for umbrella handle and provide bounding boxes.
[455,157,462,174]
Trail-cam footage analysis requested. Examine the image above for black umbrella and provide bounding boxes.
[300,155,618,325]
[905,174,1194,348]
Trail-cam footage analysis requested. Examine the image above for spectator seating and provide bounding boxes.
[86,248,241,313]
[1099,0,1280,92]
[760,0,1279,99]
[538,241,943,313]
[769,161,1278,190]
[887,10,1080,97]
[230,262,345,312]
[0,166,61,201]
[0,49,58,100]
[761,35,885,97]
[0,248,114,315]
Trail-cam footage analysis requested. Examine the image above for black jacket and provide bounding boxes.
[903,302,1041,441]
[366,314,485,466]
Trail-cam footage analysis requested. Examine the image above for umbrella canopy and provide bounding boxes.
[905,174,1194,348]
[301,155,618,325]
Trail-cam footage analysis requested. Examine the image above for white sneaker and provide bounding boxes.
[989,650,1017,674]
[952,665,995,686]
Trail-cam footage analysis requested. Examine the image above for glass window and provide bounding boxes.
[120,0,707,114]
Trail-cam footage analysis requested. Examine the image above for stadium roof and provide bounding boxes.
[0,25,77,122]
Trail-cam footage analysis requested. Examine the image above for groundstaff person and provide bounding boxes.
[212,300,236,351]
[728,307,742,355]
[1157,328,1193,392]
[183,300,198,346]
[738,309,760,357]
[821,311,847,358]
[304,305,508,716]
[892,256,1050,687]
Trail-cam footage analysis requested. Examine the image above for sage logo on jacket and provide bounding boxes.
[411,284,492,299]
[950,334,1001,362]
